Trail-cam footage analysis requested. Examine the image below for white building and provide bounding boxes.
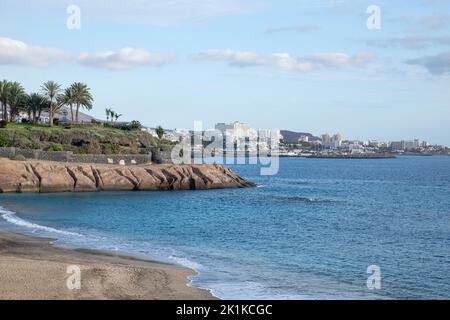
[298,135,309,143]
[321,132,344,148]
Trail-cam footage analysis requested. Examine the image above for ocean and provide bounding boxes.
[1,156,449,299]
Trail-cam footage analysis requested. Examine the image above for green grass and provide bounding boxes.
[3,122,124,133]
[5,123,56,130]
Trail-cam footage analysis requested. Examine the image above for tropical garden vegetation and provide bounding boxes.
[0,79,93,127]
[0,79,143,132]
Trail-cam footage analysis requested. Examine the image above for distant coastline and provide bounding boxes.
[280,153,396,159]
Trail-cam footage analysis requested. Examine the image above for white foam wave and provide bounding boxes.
[169,255,203,271]
[0,206,83,237]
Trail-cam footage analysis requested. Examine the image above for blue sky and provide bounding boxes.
[1,0,450,145]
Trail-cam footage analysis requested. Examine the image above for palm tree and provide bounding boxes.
[114,113,122,123]
[69,82,93,123]
[105,108,112,123]
[0,80,11,122]
[54,93,69,123]
[7,82,25,122]
[156,126,165,140]
[25,93,49,124]
[41,81,61,127]
[62,87,75,122]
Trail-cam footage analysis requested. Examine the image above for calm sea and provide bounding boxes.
[1,156,449,299]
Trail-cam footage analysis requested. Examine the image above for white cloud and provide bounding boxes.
[193,49,375,73]
[308,52,375,68]
[0,37,68,67]
[0,37,172,70]
[78,48,173,70]
[193,49,314,72]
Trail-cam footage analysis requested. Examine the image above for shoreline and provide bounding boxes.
[0,229,216,300]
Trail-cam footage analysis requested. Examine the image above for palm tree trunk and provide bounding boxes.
[3,102,9,123]
[70,105,74,123]
[49,98,53,127]
[76,103,80,123]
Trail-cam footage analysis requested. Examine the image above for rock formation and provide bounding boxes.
[0,158,255,193]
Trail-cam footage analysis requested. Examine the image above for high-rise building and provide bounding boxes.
[321,133,331,144]
[332,133,343,147]
[322,133,343,148]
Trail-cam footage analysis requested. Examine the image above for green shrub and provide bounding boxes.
[130,120,142,131]
[91,119,103,126]
[0,133,13,147]
[107,143,121,154]
[120,120,142,131]
[0,120,7,128]
[78,142,101,154]
[51,143,64,152]
[12,155,26,161]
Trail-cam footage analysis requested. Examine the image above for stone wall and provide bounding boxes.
[0,147,152,165]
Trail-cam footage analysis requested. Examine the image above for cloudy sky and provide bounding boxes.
[1,0,450,144]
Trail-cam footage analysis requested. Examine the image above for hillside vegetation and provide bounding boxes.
[0,124,158,155]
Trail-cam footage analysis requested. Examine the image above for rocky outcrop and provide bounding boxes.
[0,158,255,193]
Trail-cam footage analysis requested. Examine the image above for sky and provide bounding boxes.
[1,0,450,145]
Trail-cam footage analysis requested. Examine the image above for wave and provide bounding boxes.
[169,255,203,272]
[0,206,83,237]
[265,195,339,204]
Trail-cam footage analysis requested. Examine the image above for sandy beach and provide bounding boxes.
[0,230,214,300]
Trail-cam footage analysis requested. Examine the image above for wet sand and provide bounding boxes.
[0,231,215,300]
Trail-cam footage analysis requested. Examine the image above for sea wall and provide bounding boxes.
[0,158,255,193]
[0,147,152,165]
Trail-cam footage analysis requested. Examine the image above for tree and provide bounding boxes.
[110,110,115,124]
[41,81,61,127]
[69,82,93,123]
[25,93,49,124]
[156,126,165,140]
[114,113,122,123]
[7,82,26,122]
[0,80,11,122]
[54,93,68,123]
[62,87,75,122]
[105,108,112,123]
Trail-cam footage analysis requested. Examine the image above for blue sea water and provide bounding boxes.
[1,156,450,299]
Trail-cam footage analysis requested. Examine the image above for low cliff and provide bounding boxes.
[0,158,255,193]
